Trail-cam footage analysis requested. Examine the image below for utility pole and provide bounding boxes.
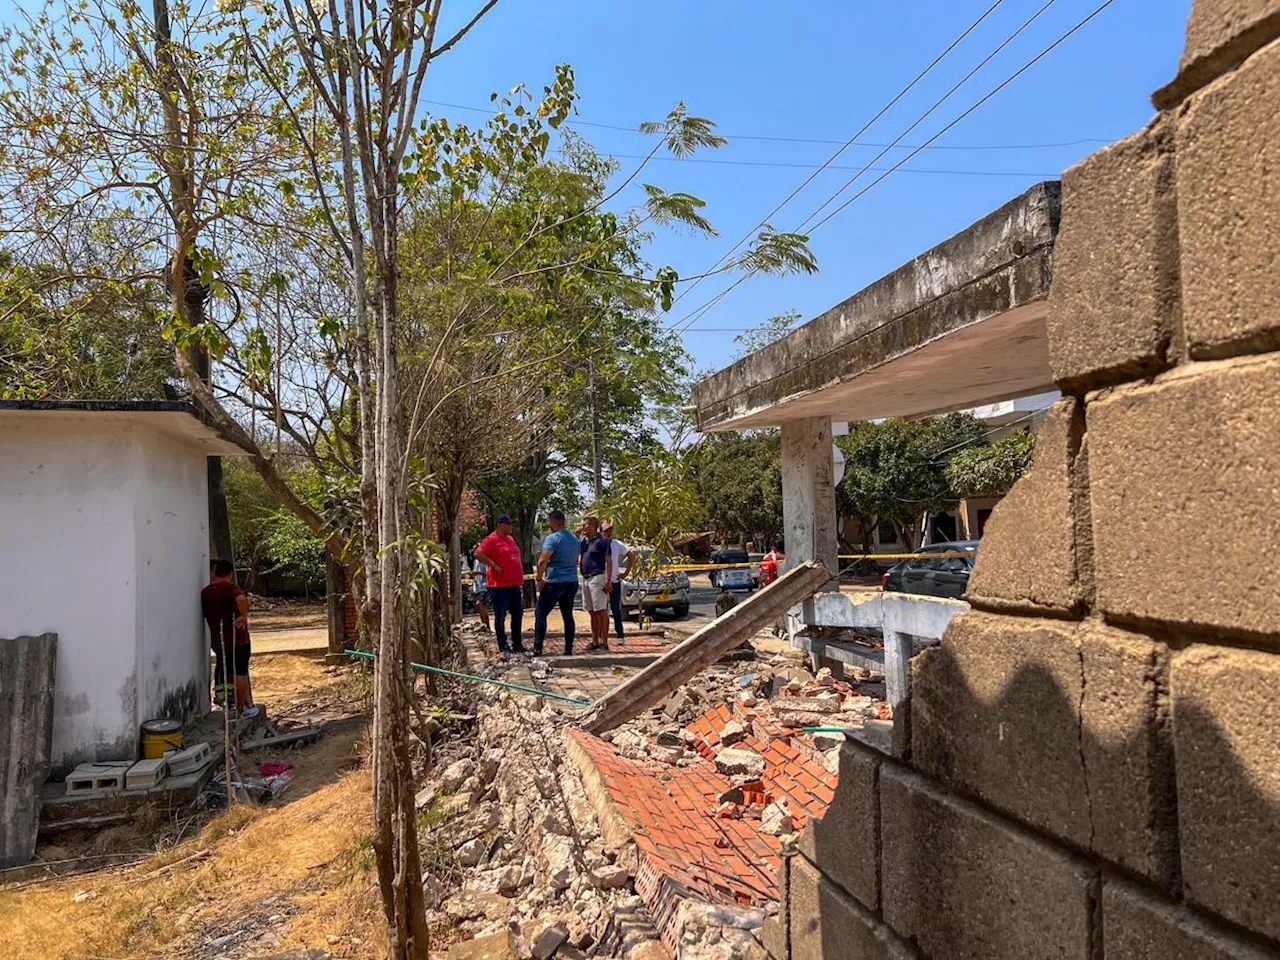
[589,359,603,501]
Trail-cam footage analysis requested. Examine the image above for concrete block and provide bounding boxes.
[1103,878,1279,959]
[446,931,517,960]
[880,767,1097,960]
[1156,0,1280,106]
[1172,645,1280,941]
[966,400,1092,614]
[1,633,57,868]
[797,741,880,910]
[1047,122,1179,389]
[124,758,168,791]
[64,761,131,796]
[1176,38,1280,358]
[1088,356,1280,638]
[912,611,1176,885]
[163,741,214,776]
[789,856,917,960]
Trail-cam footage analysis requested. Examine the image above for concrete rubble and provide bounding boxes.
[426,629,888,959]
[418,689,668,959]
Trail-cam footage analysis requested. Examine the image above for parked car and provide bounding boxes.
[708,548,751,589]
[880,541,979,600]
[621,550,691,617]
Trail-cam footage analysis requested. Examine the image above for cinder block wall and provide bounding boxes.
[765,5,1280,958]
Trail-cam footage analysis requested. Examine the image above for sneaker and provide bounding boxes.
[241,704,261,720]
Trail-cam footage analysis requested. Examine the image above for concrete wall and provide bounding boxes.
[764,6,1280,957]
[0,418,209,772]
[134,423,211,726]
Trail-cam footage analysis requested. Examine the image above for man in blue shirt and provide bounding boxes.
[534,509,581,655]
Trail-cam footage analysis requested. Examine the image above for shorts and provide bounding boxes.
[582,574,609,612]
[214,640,251,682]
[472,585,491,605]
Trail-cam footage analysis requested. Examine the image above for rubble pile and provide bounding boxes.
[599,661,889,779]
[417,690,665,959]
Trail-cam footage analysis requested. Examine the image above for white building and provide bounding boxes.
[0,401,245,773]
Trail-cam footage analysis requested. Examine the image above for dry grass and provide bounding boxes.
[0,655,385,959]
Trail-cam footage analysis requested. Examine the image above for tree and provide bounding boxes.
[837,414,987,550]
[686,431,784,546]
[1,258,177,400]
[593,452,703,558]
[733,309,801,358]
[945,429,1036,499]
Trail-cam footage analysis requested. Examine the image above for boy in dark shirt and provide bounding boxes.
[201,559,258,717]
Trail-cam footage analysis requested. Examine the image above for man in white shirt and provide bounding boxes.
[601,521,634,641]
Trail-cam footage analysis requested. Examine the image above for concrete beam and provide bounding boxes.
[575,561,832,734]
[692,182,1060,431]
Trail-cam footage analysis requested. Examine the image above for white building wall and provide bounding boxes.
[0,417,209,772]
[134,424,211,727]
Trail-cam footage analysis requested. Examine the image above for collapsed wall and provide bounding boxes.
[767,4,1280,958]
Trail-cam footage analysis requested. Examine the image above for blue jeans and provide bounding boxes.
[490,585,524,652]
[609,581,624,638]
[535,580,578,654]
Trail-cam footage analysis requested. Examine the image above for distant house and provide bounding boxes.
[0,401,248,774]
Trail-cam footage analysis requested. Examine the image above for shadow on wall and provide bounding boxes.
[796,616,1280,959]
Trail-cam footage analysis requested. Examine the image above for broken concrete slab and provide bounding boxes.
[715,748,766,779]
[576,562,832,734]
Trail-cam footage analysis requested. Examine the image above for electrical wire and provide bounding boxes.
[565,149,1059,178]
[422,97,1111,151]
[792,0,1062,234]
[670,0,1118,336]
[664,0,1012,316]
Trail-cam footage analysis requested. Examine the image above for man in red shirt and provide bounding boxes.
[201,559,258,717]
[474,514,526,654]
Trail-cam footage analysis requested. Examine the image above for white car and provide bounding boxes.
[621,551,691,617]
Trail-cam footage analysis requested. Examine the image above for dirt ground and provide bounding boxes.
[249,599,330,655]
[0,654,386,959]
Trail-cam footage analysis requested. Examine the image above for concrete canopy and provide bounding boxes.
[692,181,1061,431]
[0,400,250,455]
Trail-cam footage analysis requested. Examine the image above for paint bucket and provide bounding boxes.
[140,718,183,759]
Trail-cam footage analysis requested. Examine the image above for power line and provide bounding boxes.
[806,0,1118,235]
[665,0,1013,320]
[566,150,1058,178]
[422,97,1111,152]
[793,0,1062,234]
[670,0,1118,337]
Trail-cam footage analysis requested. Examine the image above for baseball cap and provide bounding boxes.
[495,514,512,526]
[601,521,614,531]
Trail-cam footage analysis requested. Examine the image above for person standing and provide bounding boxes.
[475,515,525,654]
[534,509,580,655]
[470,549,491,632]
[601,521,634,641]
[201,559,258,717]
[578,515,613,651]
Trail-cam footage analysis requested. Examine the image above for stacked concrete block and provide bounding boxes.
[64,761,132,796]
[763,4,1280,957]
[880,768,1097,960]
[965,400,1093,615]
[124,758,168,791]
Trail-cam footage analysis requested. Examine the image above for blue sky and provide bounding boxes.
[426,0,1192,375]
